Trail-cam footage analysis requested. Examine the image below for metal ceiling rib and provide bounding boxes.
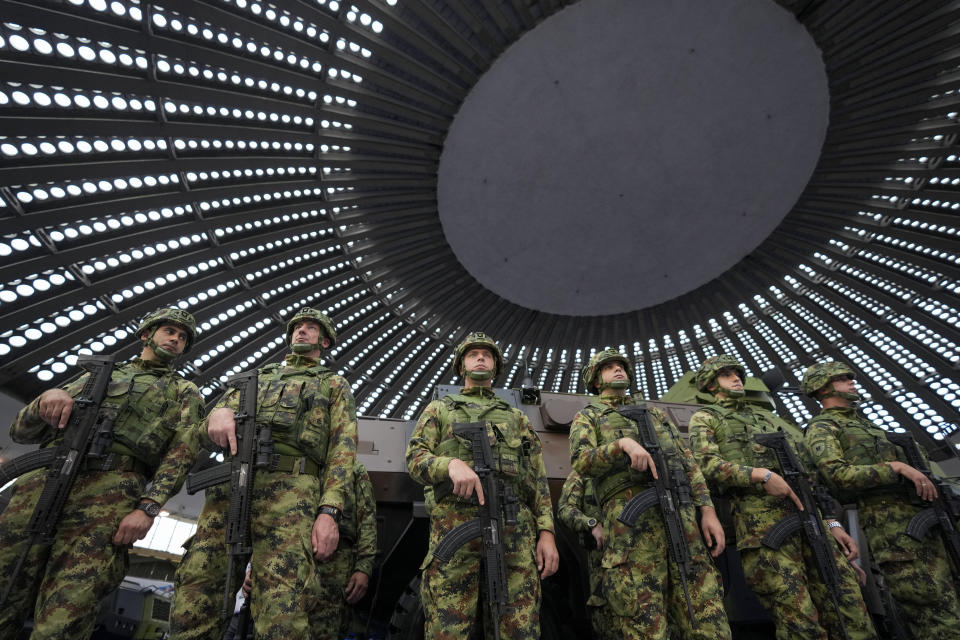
[1,0,959,457]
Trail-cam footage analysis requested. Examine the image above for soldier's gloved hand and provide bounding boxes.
[312,510,340,560]
[828,523,859,561]
[344,571,369,604]
[698,506,726,557]
[37,388,75,429]
[536,530,559,579]
[447,458,485,505]
[752,468,804,511]
[617,439,658,479]
[208,407,238,455]
[889,461,938,502]
[591,523,604,550]
[112,508,155,546]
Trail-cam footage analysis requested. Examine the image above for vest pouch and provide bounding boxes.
[113,375,175,467]
[298,392,331,463]
[492,427,524,478]
[257,379,304,433]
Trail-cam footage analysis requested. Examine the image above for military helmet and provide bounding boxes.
[695,354,745,393]
[581,349,635,394]
[452,332,503,377]
[801,361,856,397]
[285,307,337,348]
[136,307,197,353]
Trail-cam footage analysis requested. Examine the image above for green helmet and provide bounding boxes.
[136,307,197,361]
[285,308,337,351]
[801,361,857,398]
[581,349,634,394]
[695,354,745,393]
[452,332,503,381]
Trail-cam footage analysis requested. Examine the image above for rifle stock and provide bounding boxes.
[0,355,116,606]
[616,405,697,628]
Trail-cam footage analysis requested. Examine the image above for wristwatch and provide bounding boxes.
[761,470,773,484]
[585,518,598,529]
[319,506,342,523]
[827,521,844,530]
[135,501,161,518]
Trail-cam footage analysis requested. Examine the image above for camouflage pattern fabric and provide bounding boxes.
[406,385,554,639]
[557,470,611,639]
[0,357,202,640]
[568,393,731,640]
[805,407,960,638]
[309,462,378,639]
[689,399,876,640]
[170,353,358,640]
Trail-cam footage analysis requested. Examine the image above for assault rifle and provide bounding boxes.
[885,432,960,577]
[186,370,272,628]
[0,355,116,606]
[754,432,850,640]
[616,405,697,628]
[432,421,518,640]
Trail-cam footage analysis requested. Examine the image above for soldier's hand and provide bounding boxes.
[242,569,252,598]
[828,523,859,561]
[112,509,155,546]
[536,530,559,579]
[37,389,75,429]
[447,458,484,505]
[207,407,238,455]
[617,439,658,479]
[698,506,726,557]
[850,560,867,586]
[753,468,804,511]
[890,461,938,501]
[312,511,340,560]
[344,571,369,604]
[591,523,604,551]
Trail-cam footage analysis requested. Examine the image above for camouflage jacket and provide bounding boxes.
[11,357,202,497]
[568,393,713,510]
[689,398,799,550]
[200,353,358,513]
[406,385,555,534]
[557,469,601,533]
[341,462,377,577]
[804,406,904,503]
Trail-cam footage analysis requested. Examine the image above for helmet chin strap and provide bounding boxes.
[291,342,320,354]
[145,329,178,364]
[820,385,860,406]
[719,385,745,399]
[598,379,629,393]
[466,369,494,382]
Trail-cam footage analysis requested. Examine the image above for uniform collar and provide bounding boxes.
[133,356,172,372]
[821,405,858,418]
[597,392,635,407]
[284,353,324,368]
[459,385,496,399]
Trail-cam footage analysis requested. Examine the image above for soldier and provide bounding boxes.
[169,307,358,640]
[688,354,875,640]
[310,460,378,639]
[0,307,204,639]
[556,469,609,639]
[802,361,960,638]
[569,349,731,640]
[406,331,559,639]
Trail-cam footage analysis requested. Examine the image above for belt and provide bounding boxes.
[267,454,322,477]
[81,454,151,477]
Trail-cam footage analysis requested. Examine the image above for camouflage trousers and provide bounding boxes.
[861,499,960,639]
[420,502,541,640]
[598,495,731,640]
[740,536,876,640]
[585,547,614,640]
[0,466,143,640]
[308,542,353,639]
[169,470,329,640]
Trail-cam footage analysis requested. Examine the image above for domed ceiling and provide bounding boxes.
[0,0,958,458]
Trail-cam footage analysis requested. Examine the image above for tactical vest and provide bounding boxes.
[589,399,688,506]
[700,403,781,494]
[255,362,336,466]
[101,364,180,469]
[433,393,531,500]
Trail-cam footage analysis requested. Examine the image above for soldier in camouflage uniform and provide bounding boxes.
[802,361,960,638]
[169,308,358,640]
[309,460,378,639]
[688,355,875,640]
[557,469,610,639]
[568,349,730,640]
[0,307,204,640]
[406,332,559,639]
